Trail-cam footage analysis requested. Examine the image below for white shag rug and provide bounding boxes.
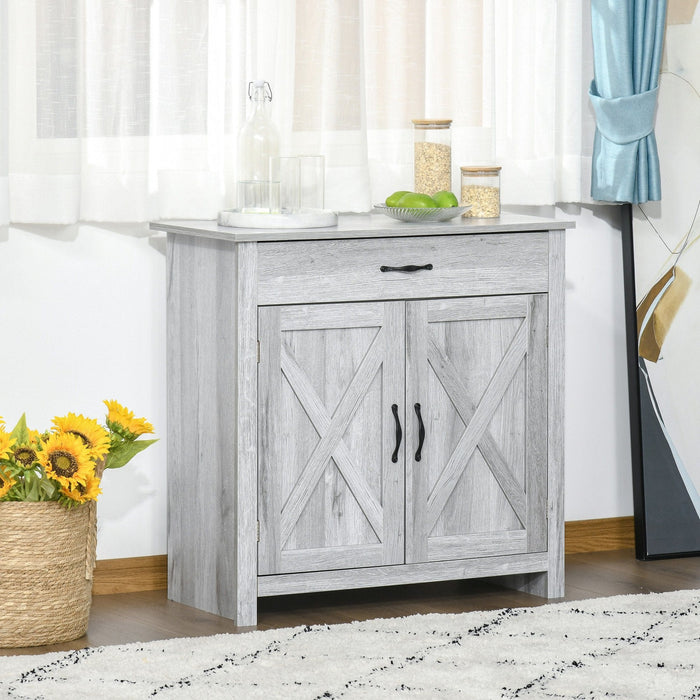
[1,589,699,699]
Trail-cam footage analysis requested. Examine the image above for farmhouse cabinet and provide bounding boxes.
[151,213,572,627]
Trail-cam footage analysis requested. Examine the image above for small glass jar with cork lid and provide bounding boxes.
[461,166,501,218]
[412,119,452,196]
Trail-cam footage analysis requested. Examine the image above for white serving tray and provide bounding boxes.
[218,208,338,229]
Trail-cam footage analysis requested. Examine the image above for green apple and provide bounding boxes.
[397,192,437,208]
[385,190,411,207]
[432,190,459,207]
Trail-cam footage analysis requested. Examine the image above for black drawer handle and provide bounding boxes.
[391,404,402,463]
[414,403,425,462]
[380,264,433,273]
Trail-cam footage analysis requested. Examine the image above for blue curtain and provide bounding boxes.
[589,0,667,203]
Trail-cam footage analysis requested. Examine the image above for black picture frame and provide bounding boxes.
[621,203,700,560]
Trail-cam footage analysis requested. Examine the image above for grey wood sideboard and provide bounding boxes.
[151,213,573,627]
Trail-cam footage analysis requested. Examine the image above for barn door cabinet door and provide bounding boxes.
[257,301,406,576]
[405,295,548,564]
[258,294,547,575]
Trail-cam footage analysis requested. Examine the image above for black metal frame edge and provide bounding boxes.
[620,203,649,560]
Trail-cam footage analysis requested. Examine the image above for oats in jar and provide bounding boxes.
[414,141,451,196]
[460,166,501,218]
[461,185,500,217]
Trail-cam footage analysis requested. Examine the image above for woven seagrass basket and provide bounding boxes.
[0,500,97,648]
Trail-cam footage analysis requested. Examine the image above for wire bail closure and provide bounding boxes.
[248,81,273,101]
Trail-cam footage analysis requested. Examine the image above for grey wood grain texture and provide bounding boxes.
[526,294,549,553]
[234,242,259,626]
[406,296,540,564]
[404,301,429,563]
[279,544,385,572]
[279,342,383,538]
[547,230,566,596]
[425,310,528,530]
[150,212,574,243]
[381,303,407,565]
[166,233,256,623]
[276,303,385,331]
[256,233,550,305]
[258,302,405,576]
[425,296,529,323]
[257,552,549,597]
[278,320,383,547]
[426,531,528,560]
[258,306,283,575]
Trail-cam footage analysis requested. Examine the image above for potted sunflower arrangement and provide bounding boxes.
[0,400,156,648]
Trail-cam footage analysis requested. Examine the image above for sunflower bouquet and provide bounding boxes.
[0,400,156,507]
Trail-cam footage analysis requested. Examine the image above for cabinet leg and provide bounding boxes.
[494,571,565,600]
[236,597,258,628]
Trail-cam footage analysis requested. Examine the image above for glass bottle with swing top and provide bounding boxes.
[237,81,280,212]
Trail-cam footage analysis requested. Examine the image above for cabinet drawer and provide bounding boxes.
[257,233,549,305]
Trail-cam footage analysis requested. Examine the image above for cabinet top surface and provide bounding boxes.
[150,212,574,243]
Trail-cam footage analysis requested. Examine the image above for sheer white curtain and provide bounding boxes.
[1,0,587,225]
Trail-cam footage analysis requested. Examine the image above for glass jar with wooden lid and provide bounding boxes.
[412,119,452,196]
[460,166,501,218]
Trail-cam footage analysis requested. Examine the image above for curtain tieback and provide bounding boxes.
[589,81,659,144]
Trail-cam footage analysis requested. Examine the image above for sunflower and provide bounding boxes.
[10,427,45,468]
[60,472,102,504]
[12,443,39,468]
[0,431,14,461]
[52,413,110,460]
[39,432,94,489]
[0,467,15,498]
[104,400,154,438]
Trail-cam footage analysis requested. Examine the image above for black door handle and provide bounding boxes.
[391,404,402,463]
[380,264,433,273]
[414,403,425,462]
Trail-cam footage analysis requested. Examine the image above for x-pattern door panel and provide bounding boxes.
[258,302,405,575]
[405,295,548,563]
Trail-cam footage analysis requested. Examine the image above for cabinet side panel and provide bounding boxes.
[166,233,239,618]
[235,242,259,625]
[547,229,566,596]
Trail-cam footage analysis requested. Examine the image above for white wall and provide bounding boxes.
[562,205,633,520]
[0,206,633,560]
[0,223,167,559]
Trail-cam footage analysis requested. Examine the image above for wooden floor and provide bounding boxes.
[3,549,700,657]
